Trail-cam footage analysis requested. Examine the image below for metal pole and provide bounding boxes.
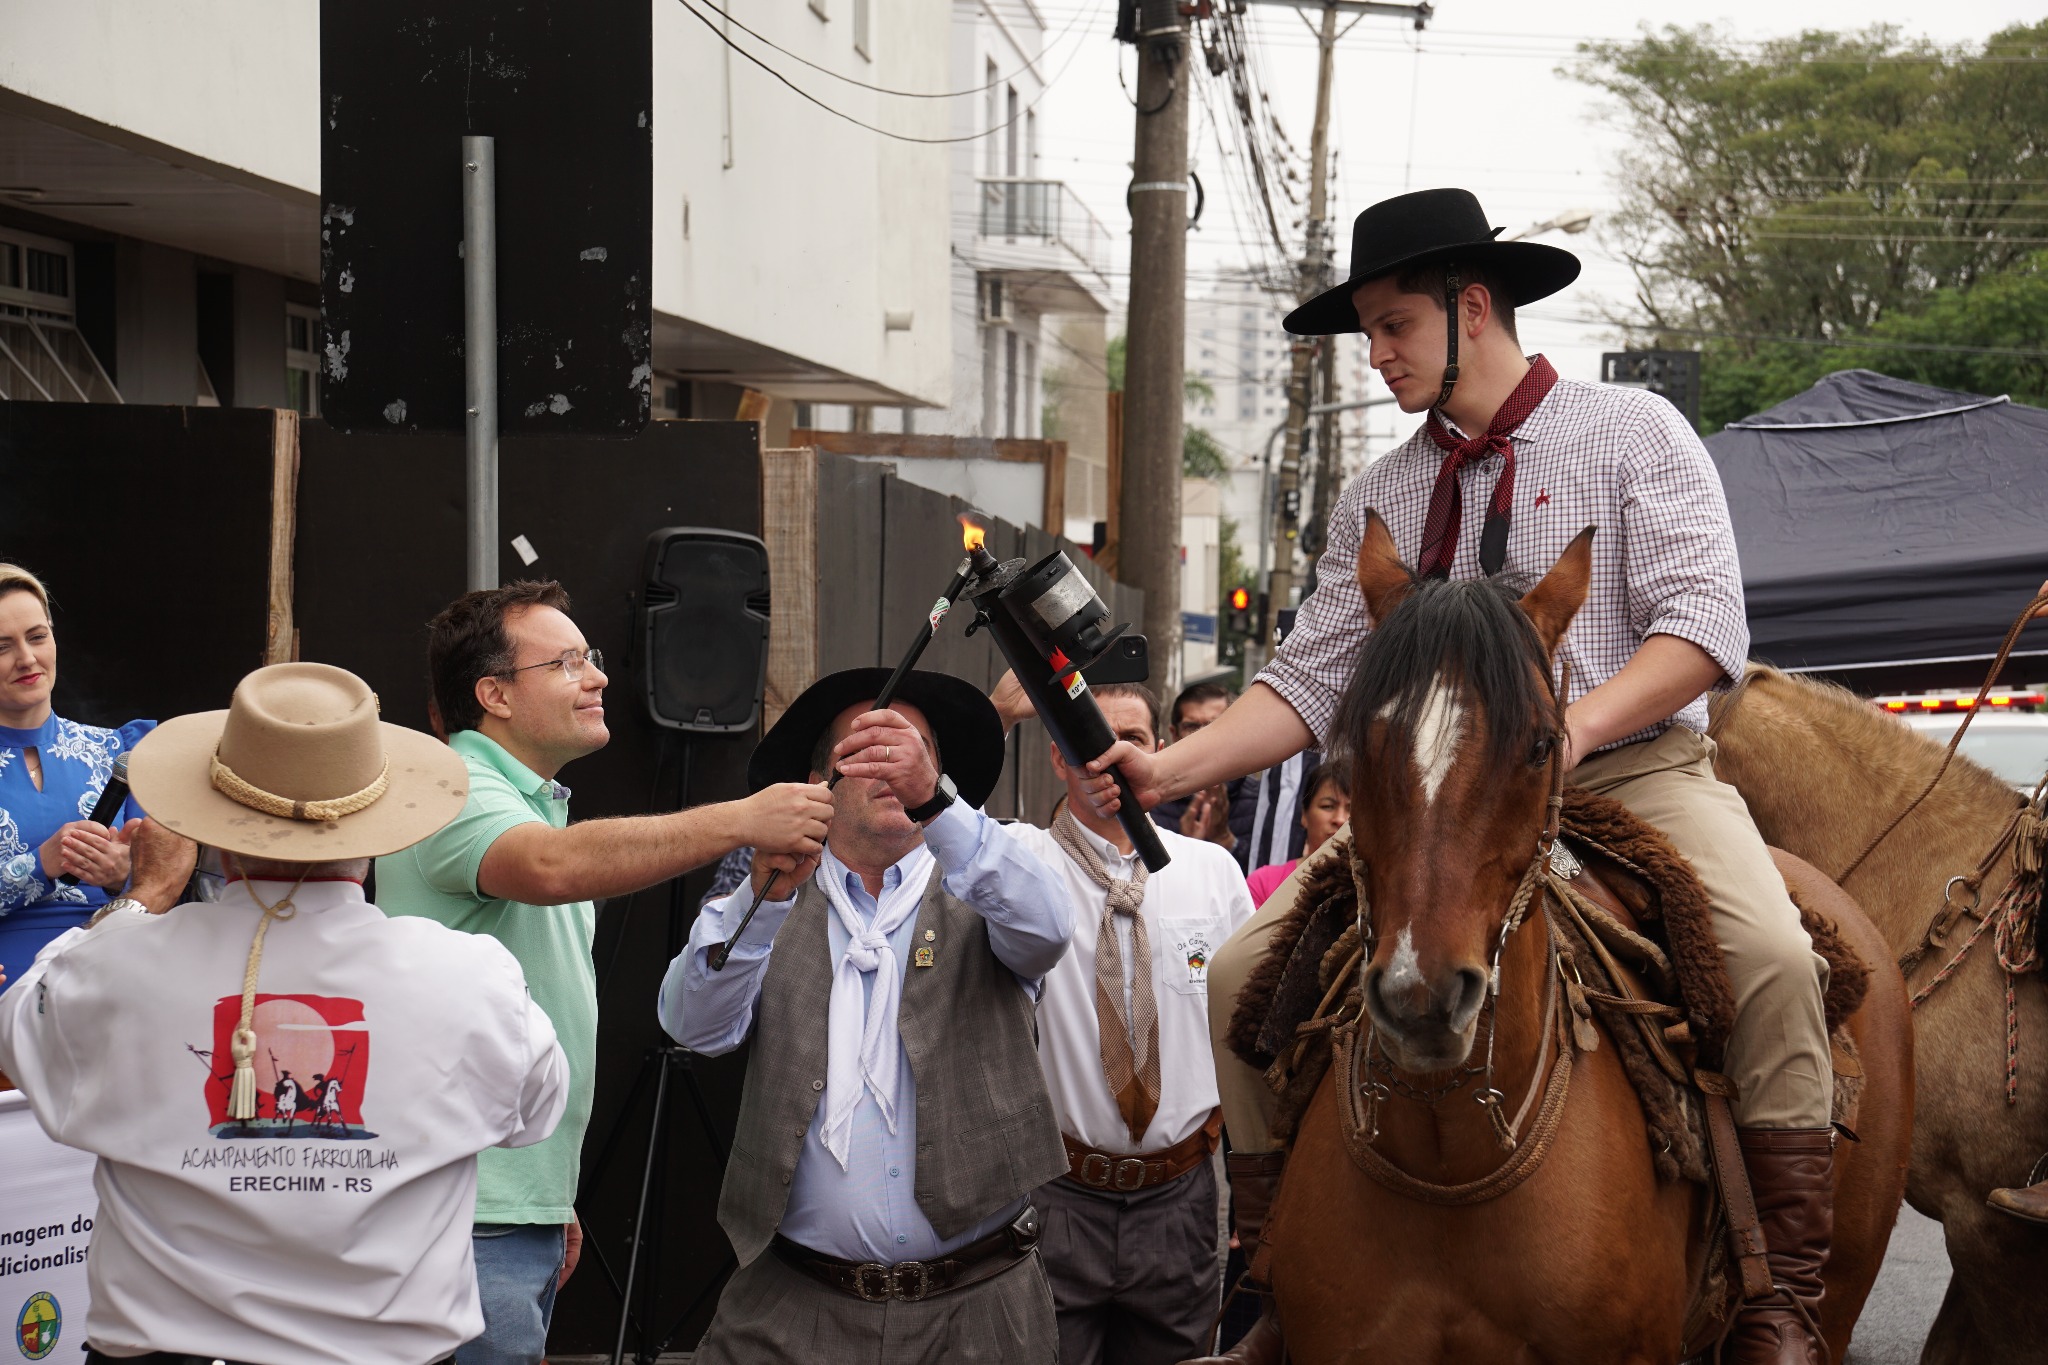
[463,135,499,593]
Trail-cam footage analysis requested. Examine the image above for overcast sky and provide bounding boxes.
[1027,0,2040,456]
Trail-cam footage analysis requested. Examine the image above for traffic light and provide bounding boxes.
[1226,585,1253,635]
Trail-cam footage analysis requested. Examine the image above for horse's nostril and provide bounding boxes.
[1449,966,1489,1032]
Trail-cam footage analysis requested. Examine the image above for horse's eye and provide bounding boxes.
[1529,735,1555,767]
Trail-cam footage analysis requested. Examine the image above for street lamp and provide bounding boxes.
[1505,208,1596,242]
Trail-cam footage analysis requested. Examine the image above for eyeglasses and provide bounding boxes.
[501,647,605,682]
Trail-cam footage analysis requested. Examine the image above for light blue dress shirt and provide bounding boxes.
[660,800,1071,1263]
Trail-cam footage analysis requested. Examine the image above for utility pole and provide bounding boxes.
[1308,309,1342,558]
[1266,2,1337,658]
[1121,0,1192,693]
[1247,0,1430,662]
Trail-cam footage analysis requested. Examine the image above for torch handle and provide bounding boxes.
[1109,766,1171,872]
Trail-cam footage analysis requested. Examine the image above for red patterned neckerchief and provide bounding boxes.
[1417,354,1558,578]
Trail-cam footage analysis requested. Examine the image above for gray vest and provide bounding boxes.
[717,863,1068,1266]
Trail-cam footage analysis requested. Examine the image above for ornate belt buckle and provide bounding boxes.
[1111,1157,1148,1191]
[893,1260,931,1302]
[854,1262,894,1301]
[1078,1152,1113,1188]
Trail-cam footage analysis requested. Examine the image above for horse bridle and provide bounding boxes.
[1345,662,1577,1203]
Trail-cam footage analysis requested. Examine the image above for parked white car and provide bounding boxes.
[1899,711,2048,793]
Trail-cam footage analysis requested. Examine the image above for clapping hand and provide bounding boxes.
[39,820,128,889]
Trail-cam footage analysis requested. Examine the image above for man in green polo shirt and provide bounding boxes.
[378,580,833,1365]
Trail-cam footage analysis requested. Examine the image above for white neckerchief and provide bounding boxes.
[816,840,935,1170]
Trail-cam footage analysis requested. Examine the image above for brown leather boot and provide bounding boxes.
[1728,1128,1834,1365]
[1987,1174,2048,1224]
[1180,1150,1287,1365]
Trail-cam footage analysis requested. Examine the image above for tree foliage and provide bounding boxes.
[1699,251,2048,429]
[1573,21,2048,341]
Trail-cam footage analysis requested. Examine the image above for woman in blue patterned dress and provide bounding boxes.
[0,564,154,979]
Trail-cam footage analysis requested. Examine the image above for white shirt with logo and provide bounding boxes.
[1013,823,1256,1154]
[0,880,569,1365]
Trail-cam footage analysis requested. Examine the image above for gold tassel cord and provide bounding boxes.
[224,859,313,1122]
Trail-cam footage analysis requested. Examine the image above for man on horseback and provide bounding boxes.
[1081,188,1838,1365]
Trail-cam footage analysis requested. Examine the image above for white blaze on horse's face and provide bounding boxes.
[1378,672,1468,808]
[1385,925,1424,998]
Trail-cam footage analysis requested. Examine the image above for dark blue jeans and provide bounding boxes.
[458,1222,567,1365]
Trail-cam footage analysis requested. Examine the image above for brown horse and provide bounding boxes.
[1710,665,2046,1364]
[1266,516,1910,1364]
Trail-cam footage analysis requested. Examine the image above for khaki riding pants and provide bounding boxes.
[1209,725,1833,1150]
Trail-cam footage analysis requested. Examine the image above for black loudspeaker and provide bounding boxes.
[640,528,770,733]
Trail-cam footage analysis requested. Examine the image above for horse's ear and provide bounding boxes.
[1356,508,1415,627]
[1519,526,1596,654]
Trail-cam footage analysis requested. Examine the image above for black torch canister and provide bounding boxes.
[709,514,994,970]
[964,550,1170,872]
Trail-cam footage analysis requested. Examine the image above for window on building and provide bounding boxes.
[0,227,119,403]
[1005,87,1019,177]
[285,304,321,416]
[1004,329,1019,437]
[0,229,75,316]
[984,62,1000,176]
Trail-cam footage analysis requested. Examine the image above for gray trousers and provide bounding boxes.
[692,1244,1057,1365]
[1036,1159,1222,1365]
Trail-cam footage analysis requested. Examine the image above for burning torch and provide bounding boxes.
[960,518,1171,872]
[709,513,991,969]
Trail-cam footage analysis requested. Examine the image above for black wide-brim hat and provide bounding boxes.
[747,667,1006,808]
[1284,188,1581,336]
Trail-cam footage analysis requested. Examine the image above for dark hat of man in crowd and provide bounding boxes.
[747,667,1006,808]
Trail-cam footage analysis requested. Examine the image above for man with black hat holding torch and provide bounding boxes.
[660,667,1074,1361]
[1079,188,1836,1365]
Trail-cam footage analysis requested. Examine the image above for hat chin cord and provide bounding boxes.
[223,857,313,1122]
[1435,265,1462,410]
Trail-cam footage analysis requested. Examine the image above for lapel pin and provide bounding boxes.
[914,945,936,968]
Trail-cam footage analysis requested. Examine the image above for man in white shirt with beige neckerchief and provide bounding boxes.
[997,678,1255,1365]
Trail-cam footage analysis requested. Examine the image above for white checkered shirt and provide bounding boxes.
[1259,374,1749,751]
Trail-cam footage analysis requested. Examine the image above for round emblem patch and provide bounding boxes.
[16,1291,60,1361]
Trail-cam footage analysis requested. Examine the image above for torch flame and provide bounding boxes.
[959,512,988,554]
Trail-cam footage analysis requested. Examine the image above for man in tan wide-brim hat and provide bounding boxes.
[0,661,571,1365]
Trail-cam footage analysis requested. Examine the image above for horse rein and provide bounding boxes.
[1838,589,2048,886]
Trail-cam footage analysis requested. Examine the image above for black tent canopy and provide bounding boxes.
[1704,369,2048,680]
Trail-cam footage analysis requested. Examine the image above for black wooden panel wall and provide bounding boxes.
[0,403,278,728]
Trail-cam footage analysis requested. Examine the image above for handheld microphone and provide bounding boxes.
[58,752,130,886]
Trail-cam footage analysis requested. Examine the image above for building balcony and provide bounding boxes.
[968,178,1113,315]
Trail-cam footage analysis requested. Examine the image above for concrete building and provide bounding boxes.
[799,0,1114,543]
[1183,269,1291,621]
[0,0,956,431]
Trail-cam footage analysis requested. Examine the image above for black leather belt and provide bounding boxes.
[771,1204,1040,1302]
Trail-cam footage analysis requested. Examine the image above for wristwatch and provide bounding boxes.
[87,897,149,928]
[904,773,958,824]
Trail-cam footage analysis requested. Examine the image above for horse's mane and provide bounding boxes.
[1331,575,1558,796]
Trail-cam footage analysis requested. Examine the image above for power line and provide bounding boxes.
[687,0,1093,98]
[672,0,1086,145]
